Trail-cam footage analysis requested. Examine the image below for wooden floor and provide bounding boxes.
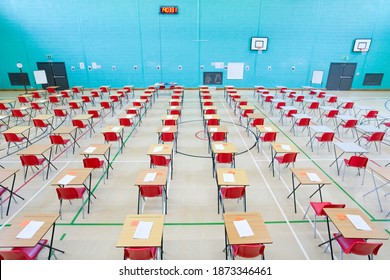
[0,88,389,260]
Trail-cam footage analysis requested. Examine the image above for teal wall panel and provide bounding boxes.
[0,0,389,90]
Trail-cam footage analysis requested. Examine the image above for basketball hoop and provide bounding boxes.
[257,48,262,54]
[359,48,367,55]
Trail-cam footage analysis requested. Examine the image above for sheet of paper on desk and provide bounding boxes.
[162,127,170,132]
[346,214,372,231]
[153,146,163,153]
[143,172,157,182]
[281,144,291,150]
[111,127,121,132]
[223,173,235,183]
[306,172,321,182]
[209,127,217,132]
[133,221,153,239]
[265,127,272,131]
[16,221,45,239]
[84,146,96,153]
[233,220,254,237]
[215,144,224,150]
[58,174,76,185]
[126,114,134,118]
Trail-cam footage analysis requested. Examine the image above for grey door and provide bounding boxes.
[326,63,357,90]
[37,62,69,90]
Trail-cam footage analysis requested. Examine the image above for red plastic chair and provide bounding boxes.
[60,90,71,101]
[258,132,277,152]
[205,109,216,115]
[341,101,354,114]
[231,244,265,260]
[160,132,175,145]
[20,155,46,181]
[0,239,48,260]
[274,152,298,179]
[103,131,123,152]
[3,133,28,154]
[211,132,227,142]
[72,119,90,137]
[46,87,57,94]
[100,101,113,116]
[150,155,172,179]
[18,96,30,106]
[137,185,165,214]
[362,131,385,153]
[109,95,121,109]
[48,95,61,109]
[99,86,110,95]
[240,109,254,125]
[50,134,71,155]
[326,96,338,106]
[203,101,213,107]
[293,117,311,136]
[11,109,28,125]
[0,103,11,113]
[72,87,83,96]
[340,119,358,137]
[90,90,101,99]
[163,119,177,126]
[30,102,44,116]
[69,101,83,116]
[53,108,69,125]
[83,157,106,183]
[323,109,339,125]
[360,110,378,125]
[306,101,320,115]
[88,109,104,126]
[263,95,274,107]
[250,118,265,134]
[216,153,235,169]
[31,91,43,99]
[56,187,86,219]
[342,155,369,185]
[219,186,246,214]
[303,202,346,238]
[314,132,335,153]
[124,247,157,260]
[33,118,51,134]
[119,117,134,129]
[272,101,286,115]
[333,233,383,260]
[283,109,298,125]
[81,95,94,107]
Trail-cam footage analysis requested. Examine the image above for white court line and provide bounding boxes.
[219,95,325,260]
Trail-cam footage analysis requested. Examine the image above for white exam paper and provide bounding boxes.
[111,127,120,132]
[58,175,76,185]
[84,146,96,153]
[143,172,157,182]
[162,127,170,132]
[265,127,272,131]
[16,221,45,239]
[223,173,235,183]
[153,146,163,153]
[209,127,217,132]
[133,221,153,239]
[346,214,372,231]
[215,144,224,150]
[281,144,291,151]
[233,220,254,237]
[306,172,321,182]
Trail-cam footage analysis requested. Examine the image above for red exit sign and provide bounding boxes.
[160,6,178,14]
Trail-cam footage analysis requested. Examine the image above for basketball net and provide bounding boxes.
[359,48,367,55]
[257,48,262,54]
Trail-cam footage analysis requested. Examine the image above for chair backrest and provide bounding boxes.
[20,155,40,166]
[320,203,346,216]
[205,109,216,115]
[81,96,91,103]
[239,101,248,106]
[56,187,83,200]
[18,96,29,103]
[348,156,369,168]
[233,244,265,259]
[100,86,109,93]
[61,91,71,98]
[126,109,138,115]
[124,247,157,260]
[348,242,383,256]
[90,91,100,98]
[47,87,56,94]
[297,118,311,126]
[139,185,163,198]
[365,110,378,118]
[0,250,30,260]
[161,132,175,142]
[70,102,81,109]
[100,101,111,109]
[72,119,86,128]
[133,101,141,107]
[49,96,60,102]
[318,91,326,98]
[221,186,245,199]
[262,132,277,142]
[11,109,24,117]
[308,101,319,109]
[72,87,81,94]
[343,102,354,109]
[265,95,274,102]
[212,132,227,141]
[295,95,305,102]
[170,101,180,106]
[50,135,66,145]
[33,119,47,128]
[164,119,177,126]
[54,108,68,117]
[3,133,22,142]
[150,155,169,167]
[170,110,181,116]
[242,109,254,117]
[326,109,339,117]
[369,132,386,141]
[83,157,103,169]
[252,118,264,126]
[119,118,132,127]
[344,119,358,127]
[276,102,286,109]
[204,101,213,106]
[31,91,42,99]
[320,132,335,141]
[0,103,9,110]
[327,96,337,103]
[87,109,100,118]
[281,153,297,163]
[31,102,43,110]
[109,95,120,102]
[286,109,298,117]
[216,153,233,164]
[103,132,119,141]
[207,119,219,126]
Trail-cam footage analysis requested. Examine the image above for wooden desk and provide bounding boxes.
[307,125,334,152]
[207,125,228,153]
[73,114,95,135]
[270,142,300,177]
[134,168,169,214]
[17,143,56,180]
[223,212,272,260]
[101,125,125,152]
[3,126,33,153]
[51,125,79,154]
[211,142,237,177]
[156,125,178,152]
[33,114,55,131]
[80,144,112,179]
[290,168,332,213]
[0,99,16,111]
[0,213,63,259]
[51,168,94,213]
[0,169,22,216]
[365,166,390,214]
[322,208,388,260]
[256,125,279,152]
[147,143,174,179]
[246,113,264,134]
[216,168,249,214]
[0,114,11,129]
[116,214,165,259]
[161,114,179,126]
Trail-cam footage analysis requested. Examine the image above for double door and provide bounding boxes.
[326,63,357,90]
[37,62,69,90]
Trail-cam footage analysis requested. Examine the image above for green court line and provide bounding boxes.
[250,101,387,222]
[60,233,66,240]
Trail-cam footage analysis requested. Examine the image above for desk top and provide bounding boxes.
[33,114,54,121]
[3,126,32,134]
[290,168,332,185]
[147,143,173,156]
[208,125,228,133]
[204,114,220,120]
[17,143,53,155]
[134,168,168,186]
[52,125,78,134]
[0,168,19,183]
[0,99,16,104]
[271,142,300,153]
[333,142,368,153]
[247,113,264,119]
[309,125,334,133]
[211,142,237,153]
[370,166,390,181]
[157,125,178,133]
[256,125,279,133]
[0,213,59,248]
[80,143,111,156]
[216,168,249,186]
[73,114,93,121]
[324,208,388,240]
[161,114,179,121]
[355,125,385,133]
[116,214,165,248]
[101,125,125,133]
[51,168,93,185]
[223,212,272,245]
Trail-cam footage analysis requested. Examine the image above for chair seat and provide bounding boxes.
[333,233,365,253]
[10,239,48,260]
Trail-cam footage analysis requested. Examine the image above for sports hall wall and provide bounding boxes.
[0,0,389,89]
